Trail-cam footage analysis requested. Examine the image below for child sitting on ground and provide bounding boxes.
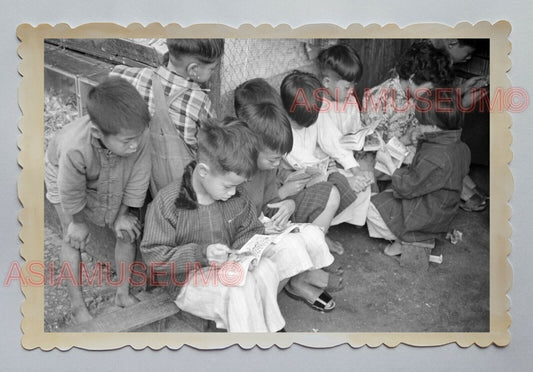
[111,38,224,193]
[234,79,342,312]
[366,90,470,257]
[315,44,375,184]
[45,77,151,323]
[280,70,372,251]
[140,118,286,332]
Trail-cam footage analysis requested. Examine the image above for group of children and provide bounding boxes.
[45,39,471,331]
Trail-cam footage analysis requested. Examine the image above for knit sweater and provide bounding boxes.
[140,162,264,283]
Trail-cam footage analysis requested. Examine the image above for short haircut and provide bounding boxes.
[234,78,283,117]
[280,70,324,128]
[197,117,258,178]
[166,39,225,64]
[86,76,150,135]
[415,89,463,130]
[317,44,363,83]
[237,102,293,154]
[396,41,453,87]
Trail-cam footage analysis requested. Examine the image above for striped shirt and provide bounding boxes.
[111,65,215,152]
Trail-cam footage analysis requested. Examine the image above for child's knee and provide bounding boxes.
[326,186,341,209]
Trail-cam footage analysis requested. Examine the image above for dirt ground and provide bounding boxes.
[44,204,489,333]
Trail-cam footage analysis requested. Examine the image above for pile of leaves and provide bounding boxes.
[44,92,78,150]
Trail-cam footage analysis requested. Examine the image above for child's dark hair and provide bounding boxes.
[166,39,225,64]
[86,76,150,135]
[280,70,324,128]
[197,117,258,178]
[234,78,283,117]
[317,44,363,83]
[415,89,463,130]
[237,102,293,154]
[396,41,453,87]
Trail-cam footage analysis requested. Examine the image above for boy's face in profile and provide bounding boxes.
[96,127,146,157]
[325,77,355,103]
[447,42,475,65]
[257,148,283,171]
[201,166,247,201]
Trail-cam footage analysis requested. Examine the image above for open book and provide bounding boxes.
[223,224,303,286]
[284,158,329,188]
[340,123,381,152]
[374,137,410,176]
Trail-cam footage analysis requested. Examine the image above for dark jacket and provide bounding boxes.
[372,129,470,242]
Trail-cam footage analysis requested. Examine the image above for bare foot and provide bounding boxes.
[115,292,140,307]
[71,305,93,324]
[325,236,345,255]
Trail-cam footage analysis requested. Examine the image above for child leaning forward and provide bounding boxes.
[366,90,470,257]
[45,77,151,324]
[234,79,339,312]
[140,118,286,332]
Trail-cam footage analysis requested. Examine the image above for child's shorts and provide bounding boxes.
[289,182,334,223]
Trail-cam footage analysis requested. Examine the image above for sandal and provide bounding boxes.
[460,193,488,212]
[284,284,336,312]
[384,241,403,256]
[323,261,344,275]
[324,273,344,293]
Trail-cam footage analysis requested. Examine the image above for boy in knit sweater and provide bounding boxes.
[140,118,285,332]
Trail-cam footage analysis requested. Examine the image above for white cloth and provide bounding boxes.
[366,200,397,240]
[175,257,285,332]
[316,97,362,171]
[262,224,334,281]
[331,186,371,226]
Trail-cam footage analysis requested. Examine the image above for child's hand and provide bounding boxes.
[349,174,369,193]
[279,178,309,197]
[113,214,141,242]
[66,222,90,251]
[206,244,231,264]
[267,200,296,229]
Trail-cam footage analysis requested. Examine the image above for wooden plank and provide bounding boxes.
[47,38,165,68]
[63,292,179,332]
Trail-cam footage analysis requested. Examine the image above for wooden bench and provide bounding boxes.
[62,290,214,333]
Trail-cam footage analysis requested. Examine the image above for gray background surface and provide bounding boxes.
[1,0,531,370]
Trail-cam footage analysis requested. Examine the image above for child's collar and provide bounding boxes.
[174,161,199,210]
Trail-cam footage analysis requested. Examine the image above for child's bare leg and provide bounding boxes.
[61,240,93,323]
[310,186,345,254]
[114,238,140,307]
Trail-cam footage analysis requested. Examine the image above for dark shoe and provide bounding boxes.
[284,284,336,312]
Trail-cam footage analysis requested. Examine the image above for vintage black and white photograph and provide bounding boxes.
[40,35,492,336]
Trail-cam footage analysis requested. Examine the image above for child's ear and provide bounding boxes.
[197,162,210,178]
[90,124,104,139]
[322,76,331,89]
[186,62,199,80]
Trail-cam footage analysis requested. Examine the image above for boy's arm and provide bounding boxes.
[316,114,360,171]
[140,194,209,274]
[391,157,447,199]
[169,93,213,152]
[57,148,88,217]
[262,171,282,215]
[122,130,151,209]
[231,197,266,251]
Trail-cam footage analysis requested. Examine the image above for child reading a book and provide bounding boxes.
[366,91,470,257]
[140,118,286,332]
[44,77,151,323]
[315,44,375,183]
[234,78,342,311]
[280,70,372,235]
[111,39,224,194]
